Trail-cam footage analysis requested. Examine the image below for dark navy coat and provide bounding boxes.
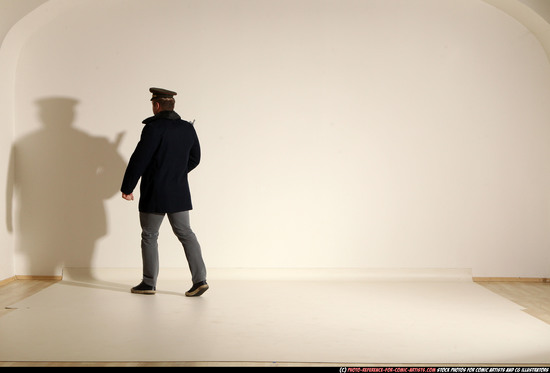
[121,111,200,213]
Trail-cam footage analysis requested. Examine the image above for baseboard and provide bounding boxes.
[474,277,550,283]
[0,276,16,286]
[0,275,63,285]
[3,272,549,284]
[15,275,63,281]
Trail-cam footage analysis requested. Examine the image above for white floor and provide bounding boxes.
[1,268,550,365]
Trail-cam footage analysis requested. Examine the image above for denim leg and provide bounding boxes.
[139,212,165,286]
[167,211,207,284]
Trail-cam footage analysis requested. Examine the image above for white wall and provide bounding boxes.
[5,0,550,279]
[0,0,49,281]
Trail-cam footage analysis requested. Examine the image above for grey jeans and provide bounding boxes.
[140,211,206,286]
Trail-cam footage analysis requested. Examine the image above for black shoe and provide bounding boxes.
[131,281,156,294]
[185,281,209,297]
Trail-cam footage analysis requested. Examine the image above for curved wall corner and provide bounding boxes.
[484,0,550,63]
[0,0,64,279]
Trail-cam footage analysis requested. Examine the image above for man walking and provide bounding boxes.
[121,87,208,297]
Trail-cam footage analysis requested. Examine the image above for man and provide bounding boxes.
[121,87,208,297]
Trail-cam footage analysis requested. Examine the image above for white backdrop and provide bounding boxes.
[6,0,550,278]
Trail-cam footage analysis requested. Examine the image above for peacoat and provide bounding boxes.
[121,110,200,213]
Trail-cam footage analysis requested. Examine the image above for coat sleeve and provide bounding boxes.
[120,124,161,195]
[187,127,201,172]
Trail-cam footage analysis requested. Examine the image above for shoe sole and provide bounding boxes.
[185,284,209,297]
[131,289,156,295]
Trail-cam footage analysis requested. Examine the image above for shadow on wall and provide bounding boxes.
[6,97,127,276]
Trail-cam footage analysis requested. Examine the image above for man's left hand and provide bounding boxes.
[122,193,134,201]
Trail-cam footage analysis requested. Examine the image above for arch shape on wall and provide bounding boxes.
[484,0,550,63]
[3,0,550,277]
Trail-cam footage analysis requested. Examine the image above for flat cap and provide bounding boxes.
[150,87,177,100]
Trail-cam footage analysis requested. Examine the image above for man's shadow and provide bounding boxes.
[6,97,127,278]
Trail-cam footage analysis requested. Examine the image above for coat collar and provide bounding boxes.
[142,110,181,124]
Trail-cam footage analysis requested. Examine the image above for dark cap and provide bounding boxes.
[149,87,177,101]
